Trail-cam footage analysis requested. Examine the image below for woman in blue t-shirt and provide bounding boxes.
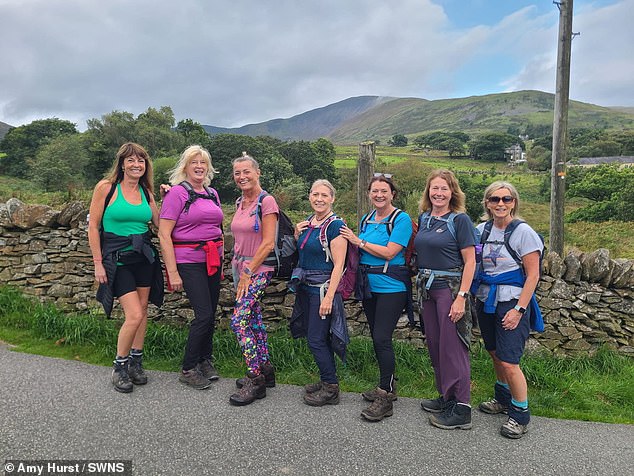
[414,169,476,431]
[291,180,348,407]
[341,174,413,422]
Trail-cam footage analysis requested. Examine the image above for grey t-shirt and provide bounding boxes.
[475,221,543,303]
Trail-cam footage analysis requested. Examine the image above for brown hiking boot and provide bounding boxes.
[303,382,340,407]
[197,359,219,381]
[128,354,148,385]
[179,368,212,390]
[229,373,266,406]
[236,361,276,389]
[304,381,322,394]
[362,386,397,402]
[361,388,394,422]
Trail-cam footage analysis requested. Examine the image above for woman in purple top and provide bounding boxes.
[158,145,224,390]
[229,152,279,406]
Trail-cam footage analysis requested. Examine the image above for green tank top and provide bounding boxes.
[102,183,152,236]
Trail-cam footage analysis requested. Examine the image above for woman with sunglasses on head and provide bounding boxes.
[415,169,476,430]
[340,174,412,422]
[228,152,278,406]
[472,181,543,439]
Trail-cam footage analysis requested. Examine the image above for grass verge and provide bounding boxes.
[1,285,632,424]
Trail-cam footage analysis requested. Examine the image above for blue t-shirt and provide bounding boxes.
[359,209,412,293]
[297,217,345,295]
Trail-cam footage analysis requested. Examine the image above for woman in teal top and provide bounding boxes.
[88,142,162,394]
[341,174,413,422]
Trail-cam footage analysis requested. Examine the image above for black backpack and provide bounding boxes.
[236,191,298,279]
[179,180,220,212]
[480,219,545,276]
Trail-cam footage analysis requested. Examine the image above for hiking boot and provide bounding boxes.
[197,359,219,381]
[361,388,394,422]
[362,386,397,402]
[420,396,449,413]
[229,373,266,406]
[236,361,276,389]
[304,381,322,394]
[128,354,148,385]
[500,417,529,439]
[112,361,133,394]
[179,368,212,390]
[429,402,472,430]
[479,398,509,415]
[303,382,340,407]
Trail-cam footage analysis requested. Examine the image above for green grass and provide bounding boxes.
[1,285,632,424]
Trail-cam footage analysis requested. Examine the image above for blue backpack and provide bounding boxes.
[418,211,481,245]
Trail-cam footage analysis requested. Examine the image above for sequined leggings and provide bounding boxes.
[230,272,273,374]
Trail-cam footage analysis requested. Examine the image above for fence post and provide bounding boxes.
[357,141,375,226]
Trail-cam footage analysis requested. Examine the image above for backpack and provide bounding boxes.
[418,211,481,246]
[480,219,545,276]
[314,214,359,300]
[236,191,298,279]
[179,180,220,212]
[99,182,152,242]
[360,208,418,274]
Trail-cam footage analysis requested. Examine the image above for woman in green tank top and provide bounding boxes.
[88,142,163,394]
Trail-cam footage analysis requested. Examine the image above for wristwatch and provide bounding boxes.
[513,304,526,314]
[243,267,252,276]
[457,291,469,298]
[359,239,367,249]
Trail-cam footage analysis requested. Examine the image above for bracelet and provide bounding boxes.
[93,258,102,262]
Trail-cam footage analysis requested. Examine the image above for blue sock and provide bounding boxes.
[496,380,510,389]
[511,398,528,410]
[494,381,511,405]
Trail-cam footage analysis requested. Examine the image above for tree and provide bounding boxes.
[469,132,518,161]
[33,134,89,192]
[84,110,136,181]
[176,119,211,149]
[0,118,78,177]
[526,145,551,171]
[388,134,408,147]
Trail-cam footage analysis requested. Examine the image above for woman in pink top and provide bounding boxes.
[229,152,279,406]
[158,145,224,390]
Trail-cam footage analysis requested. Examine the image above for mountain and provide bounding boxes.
[202,91,634,144]
[0,121,12,141]
[202,96,395,140]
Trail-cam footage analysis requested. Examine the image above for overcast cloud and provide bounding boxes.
[0,0,632,130]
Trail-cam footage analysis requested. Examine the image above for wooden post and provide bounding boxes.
[357,141,375,226]
[550,0,574,256]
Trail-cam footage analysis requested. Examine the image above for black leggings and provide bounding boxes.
[178,262,221,371]
[362,291,407,392]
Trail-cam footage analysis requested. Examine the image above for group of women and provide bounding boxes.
[89,142,542,440]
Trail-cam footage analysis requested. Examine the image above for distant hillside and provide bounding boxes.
[203,91,634,144]
[328,91,634,143]
[202,96,395,140]
[0,121,12,141]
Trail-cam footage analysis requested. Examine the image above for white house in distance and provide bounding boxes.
[505,144,526,165]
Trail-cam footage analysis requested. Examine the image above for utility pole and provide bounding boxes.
[550,0,575,256]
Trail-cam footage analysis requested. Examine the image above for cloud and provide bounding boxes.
[0,0,631,130]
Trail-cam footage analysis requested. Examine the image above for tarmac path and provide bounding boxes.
[1,343,632,476]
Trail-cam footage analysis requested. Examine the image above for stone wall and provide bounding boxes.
[1,198,633,356]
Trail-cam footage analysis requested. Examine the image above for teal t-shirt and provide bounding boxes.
[358,209,412,293]
[102,183,152,236]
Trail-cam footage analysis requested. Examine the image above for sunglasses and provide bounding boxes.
[488,195,514,204]
[373,173,393,178]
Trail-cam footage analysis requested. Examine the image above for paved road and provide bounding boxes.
[1,343,632,476]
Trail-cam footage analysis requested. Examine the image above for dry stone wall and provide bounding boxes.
[1,198,633,357]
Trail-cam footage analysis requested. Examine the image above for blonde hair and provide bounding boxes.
[310,179,336,199]
[419,169,466,213]
[168,145,217,186]
[232,151,260,171]
[105,142,154,196]
[481,181,521,221]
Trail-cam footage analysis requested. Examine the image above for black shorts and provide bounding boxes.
[478,299,530,365]
[113,260,154,298]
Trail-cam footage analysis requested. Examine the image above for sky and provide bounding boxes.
[0,0,632,130]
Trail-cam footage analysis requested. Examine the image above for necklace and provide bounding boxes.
[311,212,333,226]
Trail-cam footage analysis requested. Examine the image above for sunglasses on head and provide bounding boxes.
[373,173,393,179]
[488,195,514,204]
